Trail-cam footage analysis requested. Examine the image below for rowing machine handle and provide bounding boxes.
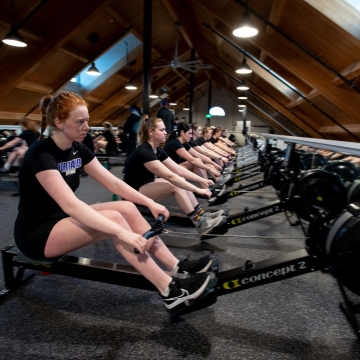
[134,214,165,254]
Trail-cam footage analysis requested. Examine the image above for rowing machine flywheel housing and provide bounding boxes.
[326,203,360,296]
[287,169,347,222]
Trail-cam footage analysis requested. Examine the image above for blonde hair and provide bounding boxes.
[103,121,115,137]
[39,92,88,140]
[17,118,39,133]
[202,126,212,136]
[137,117,163,144]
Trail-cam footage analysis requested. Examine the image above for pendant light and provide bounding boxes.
[237,81,249,90]
[125,41,137,90]
[86,62,101,76]
[2,0,27,47]
[86,33,101,76]
[236,58,252,74]
[233,11,258,38]
[238,92,248,100]
[232,0,258,38]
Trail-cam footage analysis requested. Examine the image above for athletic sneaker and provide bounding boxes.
[217,173,232,186]
[203,209,227,218]
[223,165,234,174]
[195,214,224,235]
[162,273,211,310]
[176,255,217,274]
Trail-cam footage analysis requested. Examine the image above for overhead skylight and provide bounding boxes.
[65,33,141,90]
[344,0,360,12]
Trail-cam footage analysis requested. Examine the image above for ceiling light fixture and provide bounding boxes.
[238,92,248,100]
[125,81,137,90]
[125,41,137,90]
[169,102,177,106]
[2,0,27,47]
[86,32,101,76]
[236,58,252,74]
[237,81,249,90]
[86,62,101,76]
[232,11,258,38]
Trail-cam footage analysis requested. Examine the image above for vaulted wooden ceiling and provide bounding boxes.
[1,0,360,141]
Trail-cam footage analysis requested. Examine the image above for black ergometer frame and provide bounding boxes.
[1,142,359,339]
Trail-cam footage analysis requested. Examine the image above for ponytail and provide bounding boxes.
[39,95,53,140]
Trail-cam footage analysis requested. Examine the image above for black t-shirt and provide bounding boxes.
[210,136,218,144]
[118,132,129,148]
[17,138,95,220]
[124,142,168,190]
[18,130,40,146]
[163,138,191,164]
[102,130,117,153]
[188,139,199,148]
[195,137,207,146]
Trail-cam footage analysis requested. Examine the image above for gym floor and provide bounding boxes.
[1,164,360,360]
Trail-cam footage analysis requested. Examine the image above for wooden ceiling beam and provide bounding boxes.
[198,49,323,138]
[304,0,360,41]
[210,17,360,123]
[0,20,45,42]
[260,0,287,62]
[104,6,163,59]
[0,0,112,97]
[0,111,41,122]
[59,45,89,63]
[161,0,195,49]
[170,73,208,102]
[333,60,360,86]
[16,80,53,94]
[89,67,165,121]
[247,104,290,135]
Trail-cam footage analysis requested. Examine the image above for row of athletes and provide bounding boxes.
[14,91,236,313]
[123,119,236,235]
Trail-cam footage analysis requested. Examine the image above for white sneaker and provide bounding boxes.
[195,215,224,235]
[217,173,231,186]
[203,210,226,218]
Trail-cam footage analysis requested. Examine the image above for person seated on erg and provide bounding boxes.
[15,92,216,313]
[93,122,118,155]
[124,117,226,235]
[210,127,236,155]
[163,123,221,189]
[187,124,231,184]
[0,118,40,173]
[191,123,229,168]
[198,127,232,160]
[219,128,235,147]
[116,126,129,153]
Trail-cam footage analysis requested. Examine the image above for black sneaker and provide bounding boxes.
[176,256,218,274]
[162,273,211,310]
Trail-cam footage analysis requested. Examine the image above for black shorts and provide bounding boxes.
[14,212,69,259]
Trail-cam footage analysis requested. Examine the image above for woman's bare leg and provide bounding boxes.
[44,204,172,292]
[140,179,195,215]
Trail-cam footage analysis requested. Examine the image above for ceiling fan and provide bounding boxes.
[153,23,212,83]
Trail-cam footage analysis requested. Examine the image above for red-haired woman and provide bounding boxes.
[14,92,216,313]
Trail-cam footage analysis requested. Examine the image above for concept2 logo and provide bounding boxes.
[222,262,307,290]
